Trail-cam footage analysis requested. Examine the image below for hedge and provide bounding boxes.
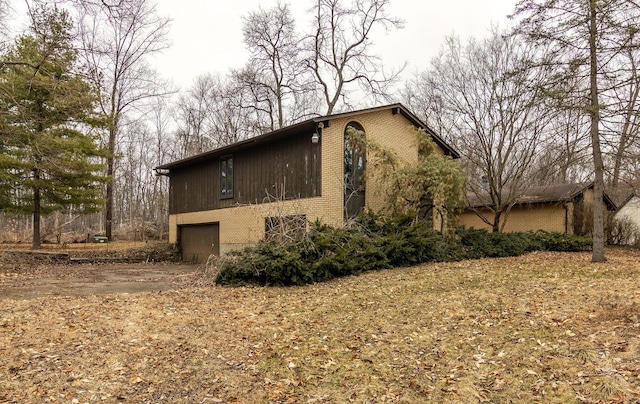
[215,214,592,286]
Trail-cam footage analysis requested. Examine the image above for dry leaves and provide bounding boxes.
[1,250,639,403]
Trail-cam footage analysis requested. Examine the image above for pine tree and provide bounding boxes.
[0,5,108,249]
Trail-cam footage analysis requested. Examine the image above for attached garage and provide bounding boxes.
[179,223,220,264]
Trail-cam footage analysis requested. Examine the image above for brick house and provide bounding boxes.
[156,104,459,263]
[458,182,617,234]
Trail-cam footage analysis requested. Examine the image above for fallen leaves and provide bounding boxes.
[0,250,639,402]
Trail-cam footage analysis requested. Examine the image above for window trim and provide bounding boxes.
[220,155,233,199]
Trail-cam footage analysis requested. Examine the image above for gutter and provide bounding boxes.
[154,168,170,177]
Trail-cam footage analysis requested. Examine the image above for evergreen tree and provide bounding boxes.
[0,5,108,249]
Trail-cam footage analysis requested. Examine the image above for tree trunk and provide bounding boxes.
[105,155,114,240]
[589,0,606,262]
[105,121,117,241]
[610,68,639,188]
[32,172,41,250]
[492,210,501,233]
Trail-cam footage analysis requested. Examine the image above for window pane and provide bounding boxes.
[228,158,233,194]
[220,157,233,198]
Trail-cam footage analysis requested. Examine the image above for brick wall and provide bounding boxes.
[327,110,421,214]
[458,203,571,233]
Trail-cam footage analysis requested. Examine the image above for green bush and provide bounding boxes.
[457,227,591,258]
[215,216,593,287]
[215,242,311,286]
[531,230,592,252]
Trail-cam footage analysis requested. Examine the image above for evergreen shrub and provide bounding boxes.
[214,215,593,286]
[532,230,592,252]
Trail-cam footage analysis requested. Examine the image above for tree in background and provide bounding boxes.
[402,76,457,149]
[234,1,312,131]
[0,5,108,249]
[76,0,171,240]
[305,0,404,114]
[408,30,552,232]
[513,0,640,262]
[0,0,9,43]
[529,106,592,185]
[174,73,262,157]
[174,74,220,156]
[604,40,640,189]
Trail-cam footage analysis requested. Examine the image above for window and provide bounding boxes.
[344,122,366,220]
[220,156,233,199]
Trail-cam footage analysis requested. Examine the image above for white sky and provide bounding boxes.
[153,0,519,90]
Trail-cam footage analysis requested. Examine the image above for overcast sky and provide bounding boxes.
[6,0,519,91]
[153,0,519,90]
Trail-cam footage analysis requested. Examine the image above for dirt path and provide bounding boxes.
[0,262,198,300]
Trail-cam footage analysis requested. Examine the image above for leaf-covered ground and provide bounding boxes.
[1,250,639,403]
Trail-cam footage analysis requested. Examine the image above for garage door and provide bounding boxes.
[179,223,220,264]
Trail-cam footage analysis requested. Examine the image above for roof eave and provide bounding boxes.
[155,103,461,171]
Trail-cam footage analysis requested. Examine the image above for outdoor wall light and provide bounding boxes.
[312,121,324,144]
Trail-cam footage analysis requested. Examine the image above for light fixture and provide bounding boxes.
[312,121,324,144]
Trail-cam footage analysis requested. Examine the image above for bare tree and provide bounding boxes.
[603,42,640,189]
[174,74,219,157]
[236,2,311,130]
[402,74,458,148]
[75,0,171,240]
[173,73,266,159]
[305,0,404,114]
[513,0,640,262]
[416,30,553,232]
[531,107,592,184]
[0,0,9,42]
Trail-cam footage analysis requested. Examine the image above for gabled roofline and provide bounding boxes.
[466,182,617,211]
[616,192,638,211]
[308,103,460,158]
[155,103,459,171]
[155,119,318,171]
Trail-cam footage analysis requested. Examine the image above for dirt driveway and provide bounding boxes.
[0,262,199,300]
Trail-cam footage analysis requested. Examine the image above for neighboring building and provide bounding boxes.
[458,182,617,234]
[612,194,640,244]
[156,104,459,263]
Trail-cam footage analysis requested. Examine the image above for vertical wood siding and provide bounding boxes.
[169,133,321,214]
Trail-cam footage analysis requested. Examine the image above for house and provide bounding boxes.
[155,104,460,263]
[612,193,640,244]
[458,182,617,235]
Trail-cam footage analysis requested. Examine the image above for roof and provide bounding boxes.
[607,185,636,207]
[467,182,617,210]
[155,103,459,171]
[615,192,638,211]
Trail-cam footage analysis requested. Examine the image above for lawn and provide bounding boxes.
[1,250,639,403]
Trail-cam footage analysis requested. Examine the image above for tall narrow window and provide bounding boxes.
[220,156,233,199]
[344,122,366,220]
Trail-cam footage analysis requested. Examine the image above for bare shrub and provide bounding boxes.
[607,217,640,246]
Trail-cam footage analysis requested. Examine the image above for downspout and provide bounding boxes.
[564,203,569,234]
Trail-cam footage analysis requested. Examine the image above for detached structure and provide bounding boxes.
[612,194,640,244]
[156,104,459,263]
[458,182,617,235]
